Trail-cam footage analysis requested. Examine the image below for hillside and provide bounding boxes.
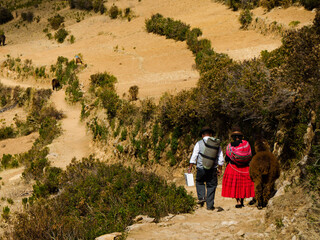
[0,0,318,239]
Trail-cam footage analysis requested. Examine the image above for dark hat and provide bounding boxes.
[200,126,215,136]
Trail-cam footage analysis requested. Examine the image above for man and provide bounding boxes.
[188,126,224,210]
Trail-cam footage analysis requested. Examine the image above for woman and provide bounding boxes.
[221,127,255,208]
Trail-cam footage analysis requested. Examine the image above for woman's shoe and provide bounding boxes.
[235,204,243,208]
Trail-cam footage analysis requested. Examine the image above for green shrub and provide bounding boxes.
[0,126,16,140]
[300,0,320,10]
[109,5,120,19]
[0,7,14,25]
[69,0,93,10]
[10,158,195,239]
[90,72,117,90]
[21,11,34,23]
[54,28,69,43]
[69,34,75,43]
[2,206,10,221]
[239,9,253,30]
[128,85,139,101]
[88,117,108,141]
[93,0,105,13]
[120,128,127,141]
[48,14,64,30]
[145,14,191,41]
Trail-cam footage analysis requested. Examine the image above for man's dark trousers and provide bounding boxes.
[196,167,218,210]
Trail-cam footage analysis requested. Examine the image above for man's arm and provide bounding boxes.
[188,142,199,173]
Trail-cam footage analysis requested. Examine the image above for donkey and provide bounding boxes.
[52,78,61,91]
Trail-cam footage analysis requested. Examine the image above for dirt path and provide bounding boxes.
[47,90,92,169]
[126,183,267,240]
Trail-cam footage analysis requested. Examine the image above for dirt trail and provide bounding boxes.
[47,90,92,169]
[126,184,267,240]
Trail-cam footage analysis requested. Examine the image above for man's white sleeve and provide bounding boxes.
[217,147,224,166]
[189,142,199,164]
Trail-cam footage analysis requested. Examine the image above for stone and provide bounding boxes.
[95,232,122,240]
[236,230,245,237]
[133,215,155,223]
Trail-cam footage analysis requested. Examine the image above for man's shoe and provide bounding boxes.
[207,207,215,211]
[197,199,205,207]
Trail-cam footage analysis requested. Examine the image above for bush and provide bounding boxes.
[0,7,14,25]
[145,14,191,41]
[93,0,105,14]
[69,0,93,10]
[109,5,120,19]
[54,28,69,43]
[48,14,65,30]
[10,158,196,240]
[129,85,139,101]
[300,0,320,10]
[21,11,34,23]
[0,126,16,140]
[239,9,253,30]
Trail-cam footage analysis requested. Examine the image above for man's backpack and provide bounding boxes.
[200,137,221,170]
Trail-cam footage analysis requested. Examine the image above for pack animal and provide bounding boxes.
[52,78,61,91]
[249,138,280,209]
[0,34,5,46]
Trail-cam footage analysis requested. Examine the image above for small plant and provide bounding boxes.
[54,28,69,43]
[48,14,65,30]
[289,21,300,28]
[109,5,120,19]
[128,85,139,101]
[120,128,127,141]
[69,35,75,44]
[2,206,10,221]
[46,33,53,40]
[275,218,284,229]
[21,11,34,23]
[7,198,14,205]
[93,0,105,14]
[239,9,253,30]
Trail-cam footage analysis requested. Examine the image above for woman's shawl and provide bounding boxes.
[226,140,252,165]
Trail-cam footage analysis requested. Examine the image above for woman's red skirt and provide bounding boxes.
[222,163,255,198]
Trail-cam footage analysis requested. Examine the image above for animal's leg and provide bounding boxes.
[254,177,263,209]
[263,178,274,208]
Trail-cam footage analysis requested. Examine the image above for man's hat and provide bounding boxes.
[200,126,215,136]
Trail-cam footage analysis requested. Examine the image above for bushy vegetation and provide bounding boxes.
[1,56,49,80]
[239,9,253,29]
[216,0,320,10]
[109,4,120,19]
[8,157,195,240]
[21,11,34,22]
[48,14,64,30]
[69,0,93,10]
[145,13,191,41]
[54,28,69,43]
[0,7,14,25]
[0,85,63,173]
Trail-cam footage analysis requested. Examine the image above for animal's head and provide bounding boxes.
[254,138,270,152]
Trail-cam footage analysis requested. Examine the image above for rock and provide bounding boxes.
[274,180,291,197]
[133,215,155,223]
[95,232,122,240]
[266,224,276,232]
[292,235,297,240]
[221,220,238,226]
[161,214,175,222]
[236,230,245,237]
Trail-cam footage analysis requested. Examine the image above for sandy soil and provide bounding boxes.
[0,0,316,238]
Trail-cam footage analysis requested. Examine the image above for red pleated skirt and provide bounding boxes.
[221,163,255,198]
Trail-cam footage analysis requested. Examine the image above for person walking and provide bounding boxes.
[188,126,224,210]
[221,126,255,208]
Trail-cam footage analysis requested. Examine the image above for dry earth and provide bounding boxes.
[0,0,316,239]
